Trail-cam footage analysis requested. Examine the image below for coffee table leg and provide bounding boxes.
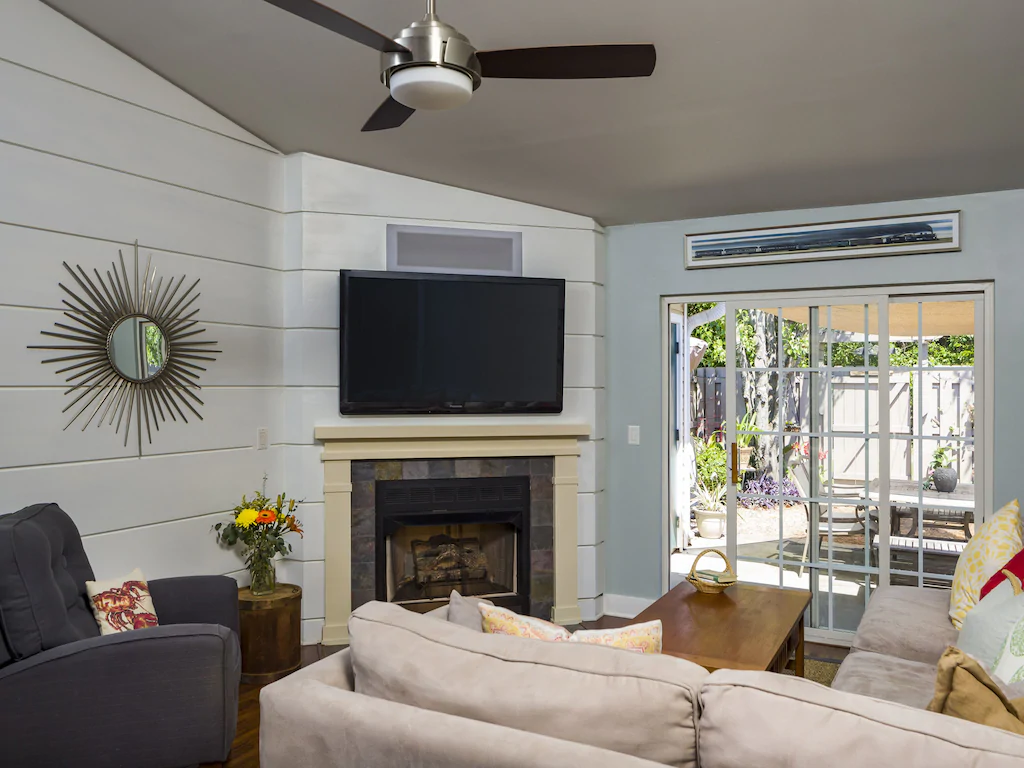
[794,617,805,677]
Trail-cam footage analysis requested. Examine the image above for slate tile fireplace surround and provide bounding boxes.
[351,461,553,618]
[315,423,588,645]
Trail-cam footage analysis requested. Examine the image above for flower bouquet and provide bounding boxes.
[215,476,302,596]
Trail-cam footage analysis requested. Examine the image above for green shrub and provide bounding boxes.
[695,433,728,492]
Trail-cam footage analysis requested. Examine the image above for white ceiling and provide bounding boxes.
[44,0,1024,225]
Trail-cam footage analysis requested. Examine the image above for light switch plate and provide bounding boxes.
[257,427,269,451]
[627,425,641,445]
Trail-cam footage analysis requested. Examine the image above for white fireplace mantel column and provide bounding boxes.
[315,423,590,645]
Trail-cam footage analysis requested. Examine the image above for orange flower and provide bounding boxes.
[286,515,304,538]
[256,509,276,524]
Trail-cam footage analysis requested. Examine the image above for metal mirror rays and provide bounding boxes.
[29,243,221,447]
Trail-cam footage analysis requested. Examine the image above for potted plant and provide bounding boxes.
[735,414,758,473]
[927,444,959,493]
[693,482,727,539]
[214,476,303,595]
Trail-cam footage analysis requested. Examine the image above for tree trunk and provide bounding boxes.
[741,310,779,478]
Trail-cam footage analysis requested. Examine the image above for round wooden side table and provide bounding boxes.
[238,583,301,685]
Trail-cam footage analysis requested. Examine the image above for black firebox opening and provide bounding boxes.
[375,476,531,615]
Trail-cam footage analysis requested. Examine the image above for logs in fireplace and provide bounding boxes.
[376,476,531,614]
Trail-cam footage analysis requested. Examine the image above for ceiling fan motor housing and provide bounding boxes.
[380,14,482,107]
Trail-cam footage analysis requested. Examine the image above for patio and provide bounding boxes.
[672,494,970,631]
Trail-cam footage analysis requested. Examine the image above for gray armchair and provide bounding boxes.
[0,503,240,768]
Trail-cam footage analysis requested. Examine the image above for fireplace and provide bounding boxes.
[316,423,588,645]
[376,477,531,615]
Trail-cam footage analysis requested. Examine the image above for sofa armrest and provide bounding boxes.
[149,574,240,635]
[0,623,240,768]
[260,658,659,768]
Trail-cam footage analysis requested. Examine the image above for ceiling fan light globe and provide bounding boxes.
[389,66,473,110]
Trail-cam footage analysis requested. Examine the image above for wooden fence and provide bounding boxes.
[690,367,974,482]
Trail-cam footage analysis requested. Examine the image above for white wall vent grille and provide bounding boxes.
[387,224,522,276]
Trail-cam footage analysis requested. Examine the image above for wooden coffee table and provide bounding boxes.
[634,581,811,675]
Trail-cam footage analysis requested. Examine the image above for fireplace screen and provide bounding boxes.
[387,522,517,603]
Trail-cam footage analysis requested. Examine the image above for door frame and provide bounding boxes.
[660,282,995,605]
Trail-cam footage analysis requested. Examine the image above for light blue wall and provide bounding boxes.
[605,189,1024,600]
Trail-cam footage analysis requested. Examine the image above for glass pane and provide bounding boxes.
[830,375,867,435]
[736,557,782,589]
[736,308,779,369]
[833,570,871,632]
[779,372,812,433]
[779,306,811,368]
[736,371,780,434]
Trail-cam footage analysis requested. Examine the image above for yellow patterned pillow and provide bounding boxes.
[479,604,571,641]
[479,605,662,654]
[950,499,1023,629]
[569,620,663,654]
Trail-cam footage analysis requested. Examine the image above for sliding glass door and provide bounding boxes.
[667,287,988,642]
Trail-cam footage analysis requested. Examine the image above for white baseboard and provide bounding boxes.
[602,593,655,619]
[578,595,604,621]
[302,618,325,646]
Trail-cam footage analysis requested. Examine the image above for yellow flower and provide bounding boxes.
[235,508,258,528]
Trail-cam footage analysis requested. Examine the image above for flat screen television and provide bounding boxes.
[339,270,565,414]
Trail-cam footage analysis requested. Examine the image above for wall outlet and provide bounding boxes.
[257,427,269,451]
[627,425,641,445]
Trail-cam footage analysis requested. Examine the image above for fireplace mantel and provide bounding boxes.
[316,423,590,645]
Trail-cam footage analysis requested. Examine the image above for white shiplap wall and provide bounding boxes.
[1,0,607,642]
[282,153,608,634]
[0,0,284,595]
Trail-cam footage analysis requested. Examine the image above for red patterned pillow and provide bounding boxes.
[86,568,159,635]
[980,550,1024,601]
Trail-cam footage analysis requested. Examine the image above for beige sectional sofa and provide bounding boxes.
[262,589,1024,767]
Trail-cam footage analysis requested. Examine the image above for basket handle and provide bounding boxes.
[688,548,736,579]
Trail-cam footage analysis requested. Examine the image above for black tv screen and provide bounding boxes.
[339,271,565,414]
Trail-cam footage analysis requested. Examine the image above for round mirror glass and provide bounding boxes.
[108,316,167,382]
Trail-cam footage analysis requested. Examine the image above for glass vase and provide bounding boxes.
[249,554,277,596]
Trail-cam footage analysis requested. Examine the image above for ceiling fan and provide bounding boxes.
[262,0,657,132]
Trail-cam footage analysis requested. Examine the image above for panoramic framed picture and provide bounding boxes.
[684,211,961,269]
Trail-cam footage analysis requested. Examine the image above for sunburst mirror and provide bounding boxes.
[29,243,221,447]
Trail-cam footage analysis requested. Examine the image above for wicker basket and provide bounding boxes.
[685,548,737,594]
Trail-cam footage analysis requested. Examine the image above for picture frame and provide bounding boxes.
[684,211,961,269]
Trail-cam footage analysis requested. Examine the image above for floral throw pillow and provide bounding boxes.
[86,568,159,635]
[479,604,663,654]
[568,621,663,654]
[479,604,571,641]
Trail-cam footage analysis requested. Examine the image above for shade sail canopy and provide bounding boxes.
[757,301,974,339]
[673,301,975,340]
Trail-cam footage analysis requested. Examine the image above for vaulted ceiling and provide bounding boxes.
[45,0,1024,225]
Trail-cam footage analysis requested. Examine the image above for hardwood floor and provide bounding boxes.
[204,645,341,768]
[207,622,848,767]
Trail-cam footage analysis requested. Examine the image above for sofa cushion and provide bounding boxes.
[993,612,1024,684]
[928,647,1024,735]
[958,579,1024,668]
[699,669,1024,768]
[446,591,492,632]
[348,601,707,767]
[950,499,1023,629]
[852,585,958,664]
[0,503,97,664]
[832,650,938,709]
[981,550,1024,600]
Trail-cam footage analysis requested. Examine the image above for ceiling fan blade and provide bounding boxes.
[361,96,416,132]
[477,44,656,80]
[262,0,408,54]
